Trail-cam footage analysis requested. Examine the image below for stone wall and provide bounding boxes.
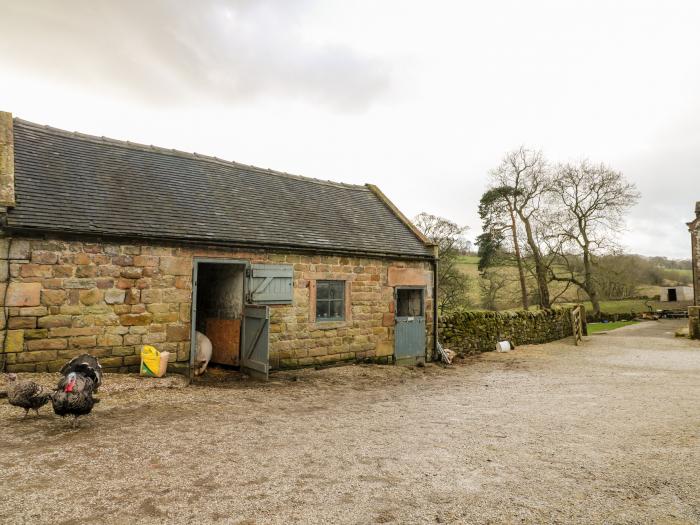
[689,202,699,338]
[438,308,574,355]
[0,235,434,372]
[689,307,700,340]
[693,217,700,306]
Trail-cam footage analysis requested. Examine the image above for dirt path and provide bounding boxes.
[1,320,699,524]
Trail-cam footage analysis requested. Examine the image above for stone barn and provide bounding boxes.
[0,112,437,377]
[659,286,694,303]
[689,201,700,338]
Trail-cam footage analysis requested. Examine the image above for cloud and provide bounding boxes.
[1,0,697,260]
[0,0,389,111]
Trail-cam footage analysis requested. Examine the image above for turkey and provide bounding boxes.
[59,354,103,392]
[6,373,51,418]
[51,354,103,428]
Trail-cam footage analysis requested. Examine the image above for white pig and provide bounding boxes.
[194,331,213,376]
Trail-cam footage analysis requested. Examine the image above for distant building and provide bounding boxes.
[659,286,694,302]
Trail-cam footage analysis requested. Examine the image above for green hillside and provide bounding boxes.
[452,254,692,313]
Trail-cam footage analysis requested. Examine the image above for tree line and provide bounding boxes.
[476,147,640,315]
[415,147,649,316]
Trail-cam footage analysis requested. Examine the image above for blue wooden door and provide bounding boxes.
[241,304,269,379]
[394,288,426,364]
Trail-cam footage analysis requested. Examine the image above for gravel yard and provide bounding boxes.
[1,320,699,524]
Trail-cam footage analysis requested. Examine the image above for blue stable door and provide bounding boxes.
[394,287,426,365]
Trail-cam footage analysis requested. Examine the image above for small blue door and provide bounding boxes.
[241,304,269,380]
[394,287,426,365]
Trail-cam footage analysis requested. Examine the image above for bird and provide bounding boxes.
[6,373,51,418]
[51,354,103,428]
[59,354,103,392]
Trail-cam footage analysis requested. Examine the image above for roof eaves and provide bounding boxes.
[2,224,436,260]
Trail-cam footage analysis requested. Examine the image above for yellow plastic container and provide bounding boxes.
[140,345,170,377]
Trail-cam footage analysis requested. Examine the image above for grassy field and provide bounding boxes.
[587,320,639,334]
[454,255,688,313]
[456,255,480,265]
[578,299,652,314]
[454,255,584,310]
[454,255,483,306]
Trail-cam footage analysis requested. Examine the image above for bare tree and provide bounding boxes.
[489,147,552,308]
[479,268,510,310]
[414,213,471,313]
[548,161,640,315]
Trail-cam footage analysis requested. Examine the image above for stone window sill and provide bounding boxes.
[312,320,349,330]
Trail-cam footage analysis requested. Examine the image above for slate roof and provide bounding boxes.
[6,119,434,259]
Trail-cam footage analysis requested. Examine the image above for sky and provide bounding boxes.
[0,0,698,258]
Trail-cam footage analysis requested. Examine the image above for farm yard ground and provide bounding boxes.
[1,320,699,524]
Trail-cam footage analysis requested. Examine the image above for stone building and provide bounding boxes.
[659,285,694,303]
[0,112,437,376]
[688,201,700,338]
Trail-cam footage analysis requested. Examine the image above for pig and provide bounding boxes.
[194,331,213,376]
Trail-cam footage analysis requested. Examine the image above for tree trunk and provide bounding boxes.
[519,213,551,308]
[588,289,601,317]
[507,205,529,310]
[582,248,600,316]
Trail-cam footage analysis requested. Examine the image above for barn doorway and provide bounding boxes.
[668,288,678,302]
[191,259,271,381]
[193,261,246,368]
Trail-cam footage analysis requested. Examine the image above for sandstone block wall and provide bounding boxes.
[693,223,699,306]
[689,307,700,340]
[438,309,574,355]
[0,235,434,372]
[689,203,699,306]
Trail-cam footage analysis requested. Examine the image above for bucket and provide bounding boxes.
[495,341,512,352]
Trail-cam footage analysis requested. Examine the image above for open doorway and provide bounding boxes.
[194,261,246,368]
[396,288,424,317]
[191,259,271,381]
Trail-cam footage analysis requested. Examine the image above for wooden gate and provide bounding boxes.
[571,305,584,345]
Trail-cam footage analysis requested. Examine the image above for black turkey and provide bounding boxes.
[6,373,51,418]
[52,354,103,428]
[59,354,103,391]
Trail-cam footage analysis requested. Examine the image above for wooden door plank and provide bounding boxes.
[206,318,241,366]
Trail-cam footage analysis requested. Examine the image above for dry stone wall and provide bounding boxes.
[689,307,700,339]
[438,308,575,355]
[0,235,434,372]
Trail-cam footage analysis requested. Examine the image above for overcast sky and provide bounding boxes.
[1,0,698,258]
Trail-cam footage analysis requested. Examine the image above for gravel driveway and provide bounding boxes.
[1,320,699,524]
